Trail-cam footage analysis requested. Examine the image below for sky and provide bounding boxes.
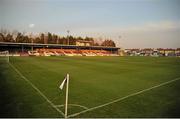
[0,0,180,48]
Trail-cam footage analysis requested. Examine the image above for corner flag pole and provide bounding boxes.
[59,73,70,118]
[65,74,69,118]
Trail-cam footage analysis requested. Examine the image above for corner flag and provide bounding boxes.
[59,76,67,90]
[59,74,70,118]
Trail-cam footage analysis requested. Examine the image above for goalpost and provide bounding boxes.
[0,50,9,63]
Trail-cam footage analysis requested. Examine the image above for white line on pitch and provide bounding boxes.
[9,63,65,117]
[54,104,88,110]
[68,77,180,118]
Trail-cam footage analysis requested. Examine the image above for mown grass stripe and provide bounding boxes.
[9,63,65,117]
[68,77,180,117]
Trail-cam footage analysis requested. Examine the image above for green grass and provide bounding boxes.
[0,56,180,117]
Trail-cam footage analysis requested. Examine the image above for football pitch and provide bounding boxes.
[0,56,180,118]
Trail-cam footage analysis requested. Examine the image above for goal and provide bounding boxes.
[0,51,9,63]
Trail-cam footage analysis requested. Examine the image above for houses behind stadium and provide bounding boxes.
[124,48,180,57]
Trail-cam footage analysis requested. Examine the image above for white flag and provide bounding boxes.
[59,76,67,90]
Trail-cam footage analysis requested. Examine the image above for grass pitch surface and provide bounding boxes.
[0,56,180,117]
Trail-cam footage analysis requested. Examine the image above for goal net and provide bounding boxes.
[0,51,9,63]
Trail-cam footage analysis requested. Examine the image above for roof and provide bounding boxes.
[0,42,120,50]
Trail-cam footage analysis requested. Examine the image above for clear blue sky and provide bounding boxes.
[0,0,180,48]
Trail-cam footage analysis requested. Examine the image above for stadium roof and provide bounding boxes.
[0,42,120,51]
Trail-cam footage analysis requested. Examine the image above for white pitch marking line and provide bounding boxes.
[68,77,180,118]
[54,104,88,110]
[9,63,65,117]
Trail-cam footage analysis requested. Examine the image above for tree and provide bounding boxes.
[24,35,30,43]
[0,29,117,47]
[94,42,100,46]
[16,32,23,43]
[58,37,63,44]
[0,33,5,42]
[0,29,8,36]
[62,37,67,45]
[34,37,41,43]
[52,34,58,44]
[101,39,116,47]
[68,35,76,45]
[48,32,56,44]
[40,33,45,44]
[77,36,83,41]
[44,33,48,44]
[5,33,14,42]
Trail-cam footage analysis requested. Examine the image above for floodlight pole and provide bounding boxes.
[65,74,69,118]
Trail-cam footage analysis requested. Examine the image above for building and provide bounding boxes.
[76,40,92,46]
[175,48,180,56]
[157,48,176,56]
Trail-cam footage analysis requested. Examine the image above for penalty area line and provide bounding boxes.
[68,77,180,118]
[9,63,65,117]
